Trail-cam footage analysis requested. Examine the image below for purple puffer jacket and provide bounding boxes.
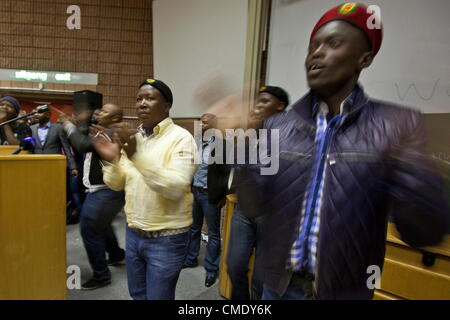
[236,85,449,299]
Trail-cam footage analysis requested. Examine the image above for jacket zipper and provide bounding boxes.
[279,151,312,162]
[305,114,343,298]
[327,152,380,164]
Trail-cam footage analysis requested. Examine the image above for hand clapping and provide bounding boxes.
[91,124,138,162]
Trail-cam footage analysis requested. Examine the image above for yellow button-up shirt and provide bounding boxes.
[102,117,198,231]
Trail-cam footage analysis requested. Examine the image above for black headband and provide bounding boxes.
[140,78,173,105]
[258,86,289,106]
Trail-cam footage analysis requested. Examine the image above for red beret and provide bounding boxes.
[310,2,383,56]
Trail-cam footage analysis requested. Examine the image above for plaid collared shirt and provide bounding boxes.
[289,92,355,275]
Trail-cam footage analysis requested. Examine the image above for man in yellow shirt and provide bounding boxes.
[93,79,198,300]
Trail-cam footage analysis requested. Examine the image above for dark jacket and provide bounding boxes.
[207,161,231,206]
[31,122,77,170]
[236,86,449,299]
[67,125,122,186]
[66,125,106,186]
[198,138,231,206]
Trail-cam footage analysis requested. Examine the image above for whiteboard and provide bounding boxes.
[153,0,248,118]
[267,0,450,113]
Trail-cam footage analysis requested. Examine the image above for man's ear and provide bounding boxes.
[112,114,121,123]
[359,51,374,70]
[164,102,171,113]
[276,103,285,112]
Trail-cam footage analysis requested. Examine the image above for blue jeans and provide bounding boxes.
[126,227,189,300]
[226,206,263,300]
[80,189,125,281]
[67,168,85,213]
[262,283,313,300]
[185,189,221,276]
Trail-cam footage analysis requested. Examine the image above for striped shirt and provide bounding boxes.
[289,92,355,275]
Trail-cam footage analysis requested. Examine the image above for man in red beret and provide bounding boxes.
[235,2,449,299]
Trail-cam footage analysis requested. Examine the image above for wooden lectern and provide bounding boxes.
[0,145,28,155]
[374,223,450,300]
[0,150,67,300]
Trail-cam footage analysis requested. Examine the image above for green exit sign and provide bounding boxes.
[55,73,71,82]
[0,68,97,85]
[15,70,71,82]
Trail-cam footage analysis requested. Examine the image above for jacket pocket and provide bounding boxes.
[327,152,380,166]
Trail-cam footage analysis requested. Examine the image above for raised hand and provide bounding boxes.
[192,74,254,132]
[205,94,246,132]
[247,109,264,130]
[73,109,93,126]
[92,133,121,163]
[115,127,138,159]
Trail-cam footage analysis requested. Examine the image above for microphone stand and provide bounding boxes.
[0,110,38,127]
[11,146,25,155]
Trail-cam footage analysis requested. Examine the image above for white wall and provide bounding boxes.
[153,0,248,118]
[267,0,450,113]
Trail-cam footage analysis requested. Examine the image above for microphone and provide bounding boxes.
[0,105,49,127]
[35,105,50,113]
[11,137,36,154]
